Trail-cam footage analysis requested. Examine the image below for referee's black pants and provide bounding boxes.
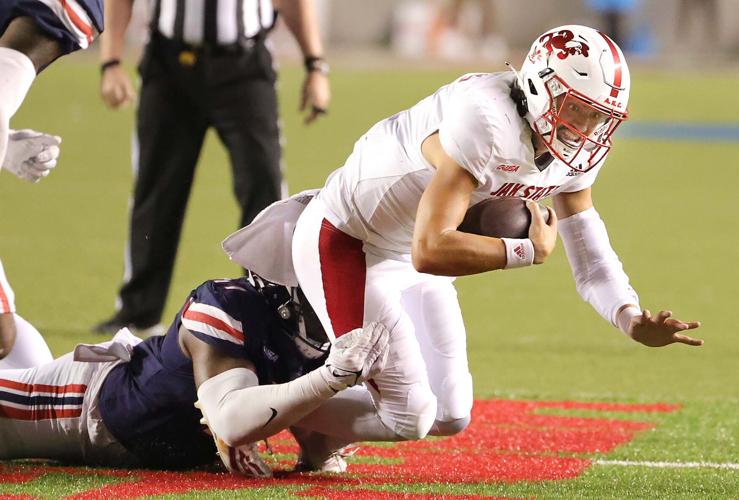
[115,35,282,326]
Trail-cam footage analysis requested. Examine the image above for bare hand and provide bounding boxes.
[628,309,703,347]
[527,201,557,264]
[300,72,330,125]
[100,66,136,110]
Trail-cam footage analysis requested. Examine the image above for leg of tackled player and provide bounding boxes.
[292,198,438,442]
[402,278,473,436]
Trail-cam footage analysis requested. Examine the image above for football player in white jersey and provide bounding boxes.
[284,25,703,460]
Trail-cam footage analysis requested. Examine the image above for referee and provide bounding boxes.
[95,0,330,336]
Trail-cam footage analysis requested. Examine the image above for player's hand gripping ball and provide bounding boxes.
[458,198,550,239]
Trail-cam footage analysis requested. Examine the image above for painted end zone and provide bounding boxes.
[0,399,679,499]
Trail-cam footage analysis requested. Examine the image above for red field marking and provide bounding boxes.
[296,486,520,499]
[0,468,43,485]
[0,399,680,498]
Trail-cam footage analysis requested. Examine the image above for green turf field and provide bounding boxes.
[1,54,737,498]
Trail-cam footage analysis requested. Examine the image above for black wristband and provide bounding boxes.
[100,59,121,74]
[304,56,329,75]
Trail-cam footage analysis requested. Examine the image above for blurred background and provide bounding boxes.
[149,0,736,65]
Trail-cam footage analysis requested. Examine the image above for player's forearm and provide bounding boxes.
[197,366,337,447]
[100,0,135,62]
[275,0,324,58]
[412,230,508,276]
[0,313,17,359]
[558,207,640,333]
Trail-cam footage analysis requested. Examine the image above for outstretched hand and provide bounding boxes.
[627,309,703,347]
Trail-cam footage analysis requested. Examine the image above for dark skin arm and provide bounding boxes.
[178,326,257,388]
[0,313,16,360]
[0,17,62,356]
[0,17,64,72]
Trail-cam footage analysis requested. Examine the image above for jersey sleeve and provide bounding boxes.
[438,83,495,185]
[181,280,255,356]
[8,0,101,54]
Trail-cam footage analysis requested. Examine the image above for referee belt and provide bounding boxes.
[151,33,259,65]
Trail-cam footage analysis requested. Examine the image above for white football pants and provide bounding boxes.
[0,352,132,464]
[292,197,472,440]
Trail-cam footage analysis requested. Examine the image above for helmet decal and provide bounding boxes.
[539,30,590,60]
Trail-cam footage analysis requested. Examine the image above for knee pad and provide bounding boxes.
[429,415,471,436]
[436,371,473,421]
[377,382,437,441]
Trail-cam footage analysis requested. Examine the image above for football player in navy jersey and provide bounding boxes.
[0,274,390,477]
[0,0,102,369]
[0,0,101,170]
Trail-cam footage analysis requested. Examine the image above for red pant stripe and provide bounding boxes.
[318,219,366,337]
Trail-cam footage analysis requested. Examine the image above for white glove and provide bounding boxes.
[321,322,390,392]
[2,129,61,183]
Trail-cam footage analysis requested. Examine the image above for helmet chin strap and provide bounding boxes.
[505,61,521,82]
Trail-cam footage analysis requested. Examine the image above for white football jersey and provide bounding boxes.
[319,72,605,257]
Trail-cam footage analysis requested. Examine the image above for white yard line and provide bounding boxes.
[594,459,739,471]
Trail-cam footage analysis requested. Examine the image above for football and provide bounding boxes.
[457,198,551,239]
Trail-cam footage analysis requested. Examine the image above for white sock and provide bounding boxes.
[0,314,53,369]
[0,47,36,168]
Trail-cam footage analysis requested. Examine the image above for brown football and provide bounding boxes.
[457,198,551,239]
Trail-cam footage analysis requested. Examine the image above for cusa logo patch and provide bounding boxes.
[497,164,520,172]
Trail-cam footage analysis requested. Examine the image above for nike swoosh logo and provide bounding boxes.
[262,407,278,428]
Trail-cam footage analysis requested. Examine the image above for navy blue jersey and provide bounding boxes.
[1,0,103,55]
[97,278,315,469]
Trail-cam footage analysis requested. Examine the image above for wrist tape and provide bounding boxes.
[501,238,534,268]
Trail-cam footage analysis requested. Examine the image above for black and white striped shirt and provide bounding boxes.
[150,0,276,45]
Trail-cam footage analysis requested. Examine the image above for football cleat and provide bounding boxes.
[195,401,272,478]
[291,427,357,473]
[295,449,349,473]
